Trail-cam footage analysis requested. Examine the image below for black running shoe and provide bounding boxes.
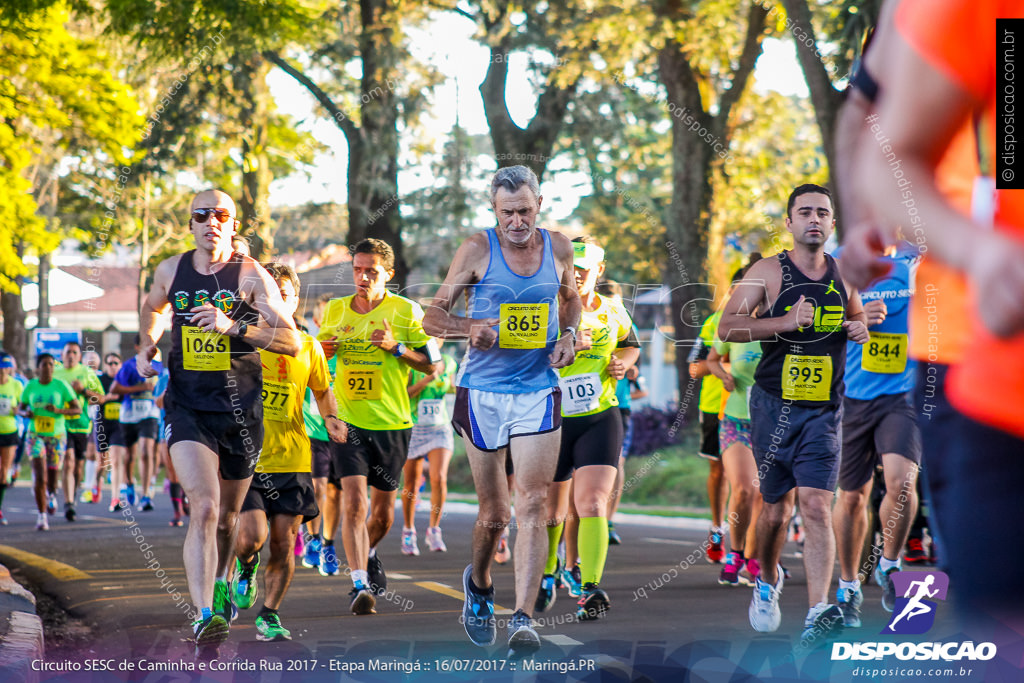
[576,583,610,621]
[348,586,377,615]
[608,523,622,546]
[799,604,844,650]
[367,554,387,596]
[506,609,540,656]
[192,614,229,650]
[535,573,557,613]
[64,503,76,522]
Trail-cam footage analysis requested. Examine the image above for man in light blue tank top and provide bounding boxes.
[424,166,581,656]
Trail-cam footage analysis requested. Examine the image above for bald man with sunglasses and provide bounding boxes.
[136,189,300,654]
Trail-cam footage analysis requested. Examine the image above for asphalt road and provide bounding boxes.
[0,482,1008,683]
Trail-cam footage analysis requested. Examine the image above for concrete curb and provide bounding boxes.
[0,563,43,683]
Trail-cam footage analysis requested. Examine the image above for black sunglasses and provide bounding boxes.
[191,208,234,223]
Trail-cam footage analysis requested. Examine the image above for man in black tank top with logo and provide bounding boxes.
[135,190,301,654]
[719,184,869,648]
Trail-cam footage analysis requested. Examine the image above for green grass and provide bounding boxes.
[446,423,714,512]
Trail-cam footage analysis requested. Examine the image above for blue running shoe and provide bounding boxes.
[319,542,339,577]
[837,585,863,628]
[462,565,495,646]
[302,536,322,569]
[560,564,582,598]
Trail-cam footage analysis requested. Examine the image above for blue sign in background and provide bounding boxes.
[33,329,82,361]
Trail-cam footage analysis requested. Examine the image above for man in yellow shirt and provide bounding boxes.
[318,239,440,614]
[232,263,346,640]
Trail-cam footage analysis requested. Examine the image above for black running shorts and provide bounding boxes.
[67,432,89,461]
[94,418,120,453]
[838,391,922,491]
[750,384,843,504]
[0,432,18,448]
[699,411,721,460]
[164,393,263,481]
[328,424,410,491]
[242,472,319,522]
[554,407,623,482]
[117,418,159,448]
[311,437,331,479]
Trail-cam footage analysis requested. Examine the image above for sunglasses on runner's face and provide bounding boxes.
[191,208,234,223]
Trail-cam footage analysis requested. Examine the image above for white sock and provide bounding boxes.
[809,601,829,616]
[403,527,414,534]
[368,547,376,558]
[352,570,369,587]
[880,556,901,573]
[839,578,861,593]
[84,460,97,489]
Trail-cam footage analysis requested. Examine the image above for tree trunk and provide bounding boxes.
[2,244,28,371]
[235,54,274,261]
[780,0,845,224]
[658,3,768,424]
[479,35,578,181]
[345,0,406,285]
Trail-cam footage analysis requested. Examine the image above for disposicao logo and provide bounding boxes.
[884,569,948,635]
[832,571,997,663]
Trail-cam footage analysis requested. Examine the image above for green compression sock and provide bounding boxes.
[544,522,564,575]
[578,517,609,585]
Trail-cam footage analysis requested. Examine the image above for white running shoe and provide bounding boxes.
[426,527,447,552]
[36,512,49,531]
[749,568,784,632]
[401,529,420,556]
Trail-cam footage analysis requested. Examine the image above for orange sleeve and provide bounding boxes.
[896,0,995,102]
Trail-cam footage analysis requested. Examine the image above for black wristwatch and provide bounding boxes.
[235,321,248,338]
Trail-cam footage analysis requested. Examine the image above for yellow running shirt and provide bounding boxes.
[0,377,23,435]
[317,292,434,431]
[558,294,639,418]
[258,334,330,473]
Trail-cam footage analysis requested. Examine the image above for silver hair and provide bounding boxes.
[490,165,540,204]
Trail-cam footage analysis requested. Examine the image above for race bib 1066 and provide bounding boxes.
[182,326,230,371]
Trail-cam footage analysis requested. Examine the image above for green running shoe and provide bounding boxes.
[231,556,260,610]
[255,612,292,642]
[213,579,237,622]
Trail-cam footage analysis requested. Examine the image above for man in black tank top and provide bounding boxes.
[135,189,301,653]
[719,184,869,646]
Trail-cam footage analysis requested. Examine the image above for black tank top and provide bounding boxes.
[167,250,261,411]
[754,251,849,407]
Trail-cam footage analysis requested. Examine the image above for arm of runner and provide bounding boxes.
[407,369,439,398]
[110,380,151,396]
[137,257,175,378]
[718,260,807,341]
[47,398,81,417]
[835,0,900,289]
[231,260,301,355]
[549,233,581,369]
[705,347,736,393]
[606,346,640,381]
[859,29,1024,338]
[313,387,347,444]
[861,299,888,327]
[423,235,499,348]
[370,319,438,374]
[842,288,870,344]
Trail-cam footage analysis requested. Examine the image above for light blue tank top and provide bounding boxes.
[456,228,560,393]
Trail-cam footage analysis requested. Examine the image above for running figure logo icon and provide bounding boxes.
[883,571,950,635]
